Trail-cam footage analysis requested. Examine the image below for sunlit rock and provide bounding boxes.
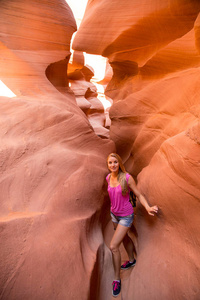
[0,1,114,300]
[74,1,200,299]
[68,60,109,138]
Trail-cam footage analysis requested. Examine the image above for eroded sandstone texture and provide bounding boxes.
[0,1,114,300]
[73,1,200,299]
[68,53,109,138]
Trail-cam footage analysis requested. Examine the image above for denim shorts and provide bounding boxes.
[110,212,134,228]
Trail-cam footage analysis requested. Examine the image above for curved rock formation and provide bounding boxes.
[0,1,114,300]
[74,1,200,299]
[68,59,109,138]
[1,0,200,299]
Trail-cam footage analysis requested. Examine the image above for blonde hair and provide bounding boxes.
[107,153,129,195]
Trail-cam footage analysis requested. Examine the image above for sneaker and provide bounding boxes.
[112,280,121,297]
[121,259,136,270]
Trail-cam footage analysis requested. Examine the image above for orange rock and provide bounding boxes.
[1,0,200,299]
[74,1,200,299]
[0,1,114,300]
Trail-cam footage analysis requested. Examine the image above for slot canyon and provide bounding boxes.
[0,0,200,299]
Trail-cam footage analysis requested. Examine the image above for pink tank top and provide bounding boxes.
[106,173,134,216]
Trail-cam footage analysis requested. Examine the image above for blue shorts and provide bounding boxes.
[110,212,134,228]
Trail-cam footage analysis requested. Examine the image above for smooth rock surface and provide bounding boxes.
[1,0,200,299]
[0,1,114,299]
[74,1,200,299]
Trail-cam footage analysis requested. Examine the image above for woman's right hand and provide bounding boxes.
[146,205,158,216]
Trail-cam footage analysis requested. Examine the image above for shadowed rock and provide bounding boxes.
[0,1,114,300]
[74,1,200,299]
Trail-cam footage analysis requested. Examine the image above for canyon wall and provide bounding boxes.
[0,1,114,300]
[1,0,200,299]
[73,1,200,299]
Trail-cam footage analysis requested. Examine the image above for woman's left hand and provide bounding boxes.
[147,205,158,216]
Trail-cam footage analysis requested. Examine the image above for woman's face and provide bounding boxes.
[107,156,120,173]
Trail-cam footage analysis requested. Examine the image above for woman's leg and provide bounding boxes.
[122,234,135,261]
[110,223,130,280]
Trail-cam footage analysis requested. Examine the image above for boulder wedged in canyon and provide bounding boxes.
[74,1,200,299]
[0,1,114,300]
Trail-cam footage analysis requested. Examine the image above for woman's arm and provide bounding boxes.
[128,175,158,216]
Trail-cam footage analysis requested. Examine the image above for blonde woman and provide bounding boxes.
[106,153,158,297]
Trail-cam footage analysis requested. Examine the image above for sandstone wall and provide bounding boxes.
[73,1,200,299]
[1,0,200,299]
[68,56,109,138]
[0,1,114,299]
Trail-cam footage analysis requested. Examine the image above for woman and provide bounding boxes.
[106,153,158,297]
